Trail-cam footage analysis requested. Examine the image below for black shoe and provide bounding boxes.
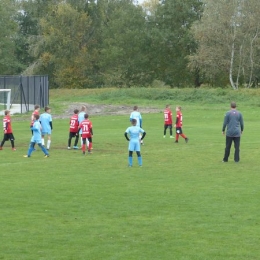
[185,138,189,143]
[174,140,178,143]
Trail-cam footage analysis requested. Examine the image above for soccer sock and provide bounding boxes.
[42,138,45,146]
[88,142,92,151]
[138,156,142,166]
[68,138,71,147]
[181,134,187,139]
[39,143,48,155]
[82,144,86,152]
[47,140,51,149]
[28,143,34,156]
[11,140,15,148]
[175,134,179,141]
[128,156,133,166]
[74,136,79,146]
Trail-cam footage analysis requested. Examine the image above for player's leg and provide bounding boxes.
[163,125,168,137]
[136,151,142,166]
[27,142,36,156]
[68,132,72,149]
[233,137,240,162]
[169,125,173,138]
[0,134,7,149]
[223,136,232,162]
[47,134,51,150]
[41,134,45,146]
[82,138,87,155]
[38,142,49,156]
[87,137,92,153]
[74,133,79,149]
[128,151,133,167]
[175,128,180,142]
[10,134,16,150]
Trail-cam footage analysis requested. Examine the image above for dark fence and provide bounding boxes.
[0,75,49,113]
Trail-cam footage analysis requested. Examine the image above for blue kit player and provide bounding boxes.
[124,119,146,167]
[130,105,143,145]
[40,106,53,150]
[24,114,49,158]
[78,105,89,148]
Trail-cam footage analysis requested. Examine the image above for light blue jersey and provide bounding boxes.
[125,126,144,151]
[78,112,85,134]
[31,120,42,143]
[130,111,142,127]
[40,112,52,134]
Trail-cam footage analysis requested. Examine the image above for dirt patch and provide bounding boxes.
[55,103,162,119]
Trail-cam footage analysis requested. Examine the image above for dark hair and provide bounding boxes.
[84,113,89,119]
[131,119,137,125]
[45,106,50,112]
[34,104,40,110]
[133,106,138,110]
[74,109,79,114]
[231,102,236,108]
[34,114,40,120]
[4,110,10,115]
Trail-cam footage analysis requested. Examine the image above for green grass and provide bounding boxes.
[1,89,260,259]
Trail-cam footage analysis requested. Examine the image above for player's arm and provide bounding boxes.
[141,131,146,140]
[139,118,142,128]
[124,132,130,141]
[90,128,93,135]
[49,121,53,130]
[3,122,8,132]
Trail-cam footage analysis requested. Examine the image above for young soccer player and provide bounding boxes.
[30,105,40,134]
[0,110,16,150]
[40,106,53,150]
[78,114,93,155]
[163,104,173,138]
[24,114,49,158]
[124,118,146,167]
[129,105,143,144]
[78,105,89,148]
[174,106,189,143]
[68,109,79,150]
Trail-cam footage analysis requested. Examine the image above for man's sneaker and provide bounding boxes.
[0,146,2,150]
[44,155,49,158]
[23,155,30,158]
[170,136,174,138]
[163,135,166,138]
[73,146,79,150]
[185,138,189,143]
[12,148,16,151]
[174,140,178,143]
[67,147,71,150]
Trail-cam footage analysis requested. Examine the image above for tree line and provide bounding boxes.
[1,0,260,89]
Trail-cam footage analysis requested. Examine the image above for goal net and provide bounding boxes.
[0,89,11,111]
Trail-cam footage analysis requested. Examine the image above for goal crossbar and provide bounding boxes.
[0,89,11,110]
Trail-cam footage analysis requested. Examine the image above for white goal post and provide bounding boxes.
[0,89,11,110]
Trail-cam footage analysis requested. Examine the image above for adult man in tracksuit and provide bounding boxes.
[222,102,244,163]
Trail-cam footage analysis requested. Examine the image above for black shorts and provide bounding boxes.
[164,124,172,129]
[3,133,15,141]
[69,132,78,138]
[176,127,183,134]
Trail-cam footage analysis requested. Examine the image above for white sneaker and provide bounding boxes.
[67,147,71,150]
[163,136,166,138]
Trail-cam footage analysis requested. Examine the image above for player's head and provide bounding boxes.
[74,109,79,114]
[176,106,181,111]
[81,105,86,112]
[34,104,40,110]
[133,106,138,111]
[84,113,89,119]
[45,106,51,112]
[34,114,40,120]
[231,102,236,108]
[166,104,170,108]
[131,119,137,126]
[4,110,10,116]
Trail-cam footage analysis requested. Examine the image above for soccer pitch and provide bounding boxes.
[0,104,260,259]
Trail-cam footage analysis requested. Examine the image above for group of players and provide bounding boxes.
[0,104,188,165]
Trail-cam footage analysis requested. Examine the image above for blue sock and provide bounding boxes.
[138,156,142,166]
[39,143,49,155]
[128,156,133,166]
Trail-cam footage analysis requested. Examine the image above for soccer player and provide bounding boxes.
[129,105,143,144]
[163,104,173,138]
[0,110,16,151]
[24,114,49,158]
[78,105,89,148]
[78,113,93,155]
[40,106,53,150]
[30,105,40,134]
[124,118,146,167]
[174,106,189,143]
[222,102,244,163]
[68,109,79,150]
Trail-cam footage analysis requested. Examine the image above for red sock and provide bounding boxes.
[181,134,187,139]
[82,144,86,152]
[175,134,179,141]
[88,142,92,151]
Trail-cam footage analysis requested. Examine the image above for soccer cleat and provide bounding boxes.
[73,146,79,150]
[185,138,189,143]
[163,135,166,138]
[12,148,16,151]
[170,136,174,138]
[174,140,178,143]
[83,151,86,155]
[67,147,71,150]
[44,155,49,158]
[23,155,30,158]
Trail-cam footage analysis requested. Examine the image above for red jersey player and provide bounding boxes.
[163,104,173,138]
[78,113,93,155]
[174,106,189,143]
[0,110,16,150]
[68,109,79,150]
[30,105,40,134]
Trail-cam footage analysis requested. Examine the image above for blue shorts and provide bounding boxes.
[42,131,51,135]
[128,139,140,152]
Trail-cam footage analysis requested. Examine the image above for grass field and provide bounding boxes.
[1,89,260,259]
